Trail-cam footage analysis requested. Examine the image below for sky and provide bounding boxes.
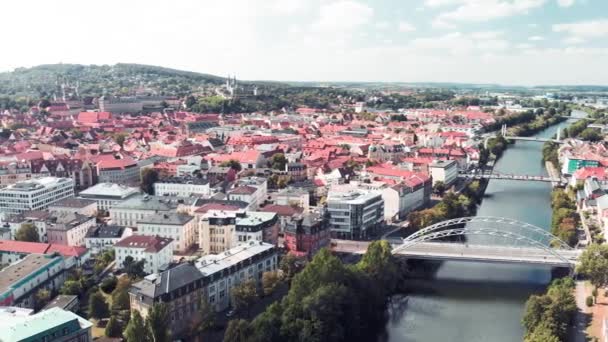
[1,0,608,86]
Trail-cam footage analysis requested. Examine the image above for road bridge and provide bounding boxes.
[332,217,581,270]
[458,172,568,186]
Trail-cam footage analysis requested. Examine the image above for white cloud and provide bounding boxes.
[556,0,575,7]
[528,35,544,41]
[375,21,390,29]
[398,21,416,32]
[312,1,373,32]
[431,0,547,27]
[553,19,608,43]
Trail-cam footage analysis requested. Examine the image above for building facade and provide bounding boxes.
[114,235,173,274]
[326,189,384,239]
[137,213,197,253]
[0,177,75,215]
[154,177,210,197]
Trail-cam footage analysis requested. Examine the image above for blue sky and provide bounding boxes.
[1,0,607,85]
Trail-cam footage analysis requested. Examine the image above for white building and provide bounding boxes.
[0,177,75,215]
[228,177,267,210]
[78,182,140,212]
[109,195,195,227]
[46,213,96,247]
[49,197,97,217]
[114,235,173,274]
[154,177,210,197]
[137,213,197,253]
[429,160,459,186]
[326,188,384,239]
[196,241,278,311]
[85,225,132,255]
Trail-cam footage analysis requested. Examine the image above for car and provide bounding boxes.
[226,309,236,318]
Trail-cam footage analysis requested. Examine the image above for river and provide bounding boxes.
[384,110,587,342]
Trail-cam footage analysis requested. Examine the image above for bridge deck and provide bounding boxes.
[332,240,580,267]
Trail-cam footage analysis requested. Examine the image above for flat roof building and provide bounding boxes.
[0,177,75,215]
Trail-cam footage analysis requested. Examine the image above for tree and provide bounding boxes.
[124,310,148,342]
[100,276,118,293]
[357,240,399,295]
[123,255,146,278]
[224,319,252,342]
[279,254,298,282]
[262,271,281,296]
[34,289,51,311]
[15,223,39,242]
[146,303,170,342]
[89,291,110,322]
[112,288,131,312]
[60,280,83,296]
[577,244,608,288]
[586,296,594,307]
[105,316,122,338]
[220,159,242,172]
[231,280,258,316]
[140,168,159,195]
[270,153,287,170]
[113,132,128,147]
[197,297,216,333]
[524,322,560,342]
[433,181,446,196]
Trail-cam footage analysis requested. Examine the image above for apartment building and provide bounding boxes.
[0,307,92,342]
[0,177,75,215]
[109,195,195,227]
[326,188,384,239]
[154,177,210,197]
[114,235,173,274]
[46,213,96,247]
[137,213,197,253]
[78,182,140,212]
[85,225,131,255]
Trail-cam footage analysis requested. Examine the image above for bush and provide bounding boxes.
[586,296,594,307]
[100,277,117,294]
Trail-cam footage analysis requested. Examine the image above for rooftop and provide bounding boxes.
[49,197,96,209]
[0,177,73,193]
[0,254,62,295]
[114,235,173,253]
[78,182,140,199]
[137,212,195,226]
[0,307,91,342]
[195,241,275,277]
[85,225,126,239]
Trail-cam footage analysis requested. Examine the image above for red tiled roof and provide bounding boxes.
[114,235,173,253]
[46,244,88,257]
[0,240,49,254]
[194,203,242,214]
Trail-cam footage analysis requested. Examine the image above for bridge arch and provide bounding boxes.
[393,217,576,268]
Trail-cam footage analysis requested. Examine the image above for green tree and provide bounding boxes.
[262,271,281,296]
[433,181,446,196]
[524,322,560,342]
[15,223,39,242]
[279,254,298,282]
[197,297,216,333]
[105,316,122,338]
[60,280,83,296]
[146,303,170,342]
[34,289,51,311]
[123,256,146,278]
[577,244,608,288]
[250,302,283,342]
[140,168,159,195]
[270,153,287,170]
[231,280,258,316]
[124,310,149,342]
[357,240,399,295]
[113,132,129,147]
[223,319,252,342]
[100,276,117,293]
[88,291,110,322]
[111,288,130,312]
[220,159,242,172]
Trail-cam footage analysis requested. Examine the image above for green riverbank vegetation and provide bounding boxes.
[550,188,579,247]
[223,241,402,342]
[522,278,576,342]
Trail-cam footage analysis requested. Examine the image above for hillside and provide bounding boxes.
[0,63,244,98]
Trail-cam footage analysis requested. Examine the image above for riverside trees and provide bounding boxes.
[223,241,401,342]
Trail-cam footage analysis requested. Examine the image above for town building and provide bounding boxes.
[562,154,601,175]
[326,188,384,239]
[227,177,268,210]
[0,177,75,215]
[128,263,205,335]
[0,307,92,342]
[48,197,97,216]
[85,225,131,255]
[429,159,459,186]
[195,241,278,311]
[109,195,195,227]
[0,240,89,268]
[276,187,310,212]
[78,182,140,212]
[0,254,66,308]
[154,177,210,197]
[114,235,173,274]
[46,213,96,247]
[137,213,197,253]
[283,212,330,258]
[92,154,140,185]
[198,209,240,255]
[235,211,279,246]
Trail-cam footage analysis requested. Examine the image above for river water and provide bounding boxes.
[384,111,587,342]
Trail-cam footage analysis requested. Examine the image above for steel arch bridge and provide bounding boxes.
[392,216,580,268]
